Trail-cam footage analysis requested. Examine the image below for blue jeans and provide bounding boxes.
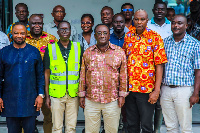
[6,116,36,133]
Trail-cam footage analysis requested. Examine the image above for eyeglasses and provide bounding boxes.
[122,8,133,12]
[96,31,108,36]
[81,21,92,25]
[31,22,43,26]
[53,11,65,14]
[59,28,70,33]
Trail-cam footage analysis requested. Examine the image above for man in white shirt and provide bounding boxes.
[147,2,172,39]
[147,2,172,133]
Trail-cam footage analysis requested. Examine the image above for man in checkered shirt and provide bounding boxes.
[161,15,200,133]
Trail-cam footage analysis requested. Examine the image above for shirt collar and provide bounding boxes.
[151,17,170,24]
[91,42,115,51]
[169,33,189,42]
[111,32,125,39]
[26,31,48,39]
[50,21,57,28]
[57,40,71,50]
[129,26,151,38]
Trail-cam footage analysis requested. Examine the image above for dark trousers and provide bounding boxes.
[154,97,163,133]
[6,116,36,133]
[125,92,155,133]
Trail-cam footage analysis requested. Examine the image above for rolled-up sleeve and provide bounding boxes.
[119,49,128,97]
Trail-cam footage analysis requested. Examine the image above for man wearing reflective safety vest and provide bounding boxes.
[44,21,82,133]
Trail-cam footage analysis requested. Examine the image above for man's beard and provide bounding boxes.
[13,40,25,45]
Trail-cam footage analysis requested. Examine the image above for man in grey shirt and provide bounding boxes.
[43,5,77,41]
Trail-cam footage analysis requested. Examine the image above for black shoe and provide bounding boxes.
[101,129,105,133]
[82,128,85,133]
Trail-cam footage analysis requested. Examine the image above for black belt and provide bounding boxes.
[168,85,181,88]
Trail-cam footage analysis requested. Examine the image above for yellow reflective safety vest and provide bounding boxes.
[48,41,81,98]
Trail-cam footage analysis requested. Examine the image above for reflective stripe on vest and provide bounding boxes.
[50,79,79,85]
[48,41,81,98]
[51,71,79,76]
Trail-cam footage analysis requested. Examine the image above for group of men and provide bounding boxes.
[0,1,200,133]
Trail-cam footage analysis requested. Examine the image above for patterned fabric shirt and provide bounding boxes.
[123,27,167,93]
[78,43,128,103]
[162,34,200,86]
[147,17,172,39]
[25,31,58,59]
[7,21,30,42]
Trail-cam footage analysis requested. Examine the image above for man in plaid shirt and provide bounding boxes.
[161,15,200,133]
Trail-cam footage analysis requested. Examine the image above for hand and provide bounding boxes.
[34,95,43,111]
[148,90,160,104]
[189,93,199,108]
[118,97,125,108]
[79,97,85,108]
[0,98,4,112]
[45,96,51,109]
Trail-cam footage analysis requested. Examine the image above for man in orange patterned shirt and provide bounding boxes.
[123,9,167,133]
[25,14,58,133]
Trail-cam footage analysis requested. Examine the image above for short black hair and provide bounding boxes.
[15,3,28,11]
[94,24,110,33]
[12,22,27,31]
[81,14,94,24]
[112,13,125,22]
[101,6,114,15]
[153,2,167,9]
[29,14,43,20]
[57,20,71,30]
[121,3,134,12]
[167,8,175,12]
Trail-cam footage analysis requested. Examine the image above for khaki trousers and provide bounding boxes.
[160,85,193,133]
[85,98,121,133]
[50,94,79,133]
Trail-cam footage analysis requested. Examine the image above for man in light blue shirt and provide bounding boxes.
[174,0,185,15]
[161,15,200,133]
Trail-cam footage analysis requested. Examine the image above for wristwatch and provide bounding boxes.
[39,94,44,98]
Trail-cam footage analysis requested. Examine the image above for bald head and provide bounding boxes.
[29,14,43,21]
[172,15,187,24]
[134,9,148,18]
[52,5,66,23]
[29,14,43,36]
[53,5,65,13]
[133,9,148,35]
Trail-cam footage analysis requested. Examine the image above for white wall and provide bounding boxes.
[13,0,154,34]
